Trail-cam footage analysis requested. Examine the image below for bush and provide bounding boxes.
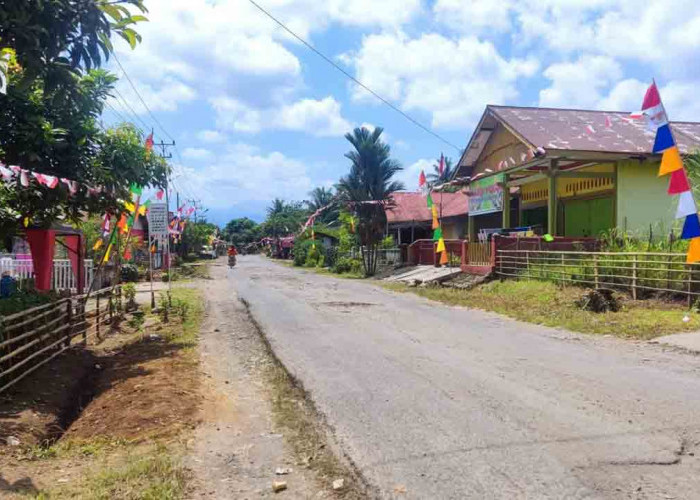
[381,235,395,249]
[293,239,314,266]
[120,263,139,283]
[333,256,363,275]
[122,283,137,311]
[304,244,325,268]
[0,289,56,316]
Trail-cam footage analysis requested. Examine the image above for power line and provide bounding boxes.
[246,0,462,153]
[111,51,176,143]
[112,88,151,132]
[103,101,132,127]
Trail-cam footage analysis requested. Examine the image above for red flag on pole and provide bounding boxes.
[145,133,154,152]
[438,153,445,176]
[418,170,426,188]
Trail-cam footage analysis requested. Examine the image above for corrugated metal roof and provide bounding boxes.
[386,191,468,224]
[489,105,700,155]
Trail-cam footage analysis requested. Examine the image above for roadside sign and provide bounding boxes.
[147,202,168,236]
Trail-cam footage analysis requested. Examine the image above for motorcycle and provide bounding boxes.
[228,255,236,268]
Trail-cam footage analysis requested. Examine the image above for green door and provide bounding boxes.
[564,197,614,237]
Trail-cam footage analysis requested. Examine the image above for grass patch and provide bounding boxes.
[20,437,131,462]
[163,287,204,349]
[382,279,698,340]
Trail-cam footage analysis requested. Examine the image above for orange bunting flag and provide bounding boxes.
[432,216,439,230]
[439,249,449,265]
[117,214,128,234]
[687,237,700,263]
[658,146,684,176]
[150,243,157,254]
[436,237,446,253]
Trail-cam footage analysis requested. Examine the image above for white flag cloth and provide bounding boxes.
[676,191,697,219]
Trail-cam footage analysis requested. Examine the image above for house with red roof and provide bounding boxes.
[385,191,469,245]
[452,105,700,240]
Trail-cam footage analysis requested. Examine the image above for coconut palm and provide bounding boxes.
[306,187,339,225]
[426,156,455,186]
[336,126,404,276]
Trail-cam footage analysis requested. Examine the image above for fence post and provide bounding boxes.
[687,264,693,308]
[632,255,638,300]
[96,293,101,340]
[594,255,599,288]
[66,299,73,347]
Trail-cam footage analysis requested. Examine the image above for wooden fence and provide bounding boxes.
[496,249,700,301]
[0,286,122,394]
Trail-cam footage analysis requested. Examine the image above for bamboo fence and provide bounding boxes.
[496,249,700,303]
[0,285,122,394]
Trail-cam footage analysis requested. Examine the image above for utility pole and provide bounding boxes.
[154,134,176,307]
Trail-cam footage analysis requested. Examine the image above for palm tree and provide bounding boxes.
[267,198,286,218]
[426,156,455,186]
[337,126,404,276]
[306,187,339,225]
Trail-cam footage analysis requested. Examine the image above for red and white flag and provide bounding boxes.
[438,154,445,176]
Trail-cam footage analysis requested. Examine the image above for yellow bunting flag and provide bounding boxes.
[23,217,29,227]
[431,204,438,219]
[102,244,112,263]
[687,237,700,263]
[439,249,449,265]
[93,239,103,251]
[124,201,136,213]
[658,146,684,176]
[436,237,446,253]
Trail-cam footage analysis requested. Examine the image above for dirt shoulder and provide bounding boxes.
[187,259,368,498]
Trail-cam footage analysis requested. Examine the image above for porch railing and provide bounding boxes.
[0,258,94,292]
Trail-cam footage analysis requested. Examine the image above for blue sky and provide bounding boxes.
[102,0,700,225]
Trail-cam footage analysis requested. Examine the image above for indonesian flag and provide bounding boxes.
[438,153,445,176]
[145,133,154,152]
[640,82,668,132]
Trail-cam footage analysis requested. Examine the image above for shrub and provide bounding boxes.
[293,239,314,266]
[0,290,56,316]
[120,264,139,283]
[333,256,363,274]
[122,283,137,311]
[304,244,324,268]
[381,235,395,249]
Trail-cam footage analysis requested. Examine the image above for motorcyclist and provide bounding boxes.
[227,245,237,267]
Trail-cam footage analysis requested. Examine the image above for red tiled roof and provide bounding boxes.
[386,191,468,223]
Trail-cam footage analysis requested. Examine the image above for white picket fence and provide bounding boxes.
[0,257,94,292]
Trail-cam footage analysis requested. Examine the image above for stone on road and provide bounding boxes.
[232,255,700,499]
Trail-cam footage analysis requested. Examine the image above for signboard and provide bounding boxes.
[147,202,169,236]
[469,173,504,216]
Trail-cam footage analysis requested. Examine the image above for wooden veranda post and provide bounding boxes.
[547,159,559,236]
[502,175,511,230]
[632,255,638,300]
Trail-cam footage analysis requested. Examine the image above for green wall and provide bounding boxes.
[616,159,676,238]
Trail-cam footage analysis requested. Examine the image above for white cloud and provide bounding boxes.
[347,32,538,129]
[396,158,433,192]
[597,78,649,111]
[433,0,512,33]
[211,96,352,137]
[182,147,213,161]
[174,144,314,209]
[539,55,622,109]
[196,130,226,144]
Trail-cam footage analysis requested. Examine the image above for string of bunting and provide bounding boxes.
[419,164,449,265]
[633,81,700,263]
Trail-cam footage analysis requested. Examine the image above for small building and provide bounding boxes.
[453,105,700,240]
[385,191,469,244]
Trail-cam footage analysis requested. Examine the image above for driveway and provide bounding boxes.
[232,255,700,499]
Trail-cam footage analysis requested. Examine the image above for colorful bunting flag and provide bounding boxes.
[688,238,700,264]
[129,183,143,196]
[653,124,675,153]
[93,239,103,251]
[432,217,439,230]
[123,248,132,260]
[156,189,164,200]
[659,146,684,176]
[419,170,426,188]
[426,193,433,208]
[676,191,697,219]
[681,213,700,240]
[103,244,112,263]
[668,168,691,194]
[439,249,449,265]
[438,154,445,176]
[432,227,443,241]
[436,237,446,253]
[145,133,154,152]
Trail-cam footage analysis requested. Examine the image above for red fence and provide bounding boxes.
[408,239,463,266]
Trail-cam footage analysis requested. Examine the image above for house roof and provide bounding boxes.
[455,105,700,178]
[490,105,700,154]
[386,191,468,224]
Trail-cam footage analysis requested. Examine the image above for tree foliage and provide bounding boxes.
[426,156,455,186]
[262,199,307,237]
[305,186,339,226]
[336,126,403,276]
[222,217,261,248]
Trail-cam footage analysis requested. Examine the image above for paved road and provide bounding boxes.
[232,256,700,499]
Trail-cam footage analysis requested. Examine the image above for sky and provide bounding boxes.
[103,0,700,226]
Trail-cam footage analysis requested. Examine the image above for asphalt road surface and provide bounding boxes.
[232,255,700,499]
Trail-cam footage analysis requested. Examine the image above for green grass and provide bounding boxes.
[381,279,698,340]
[20,437,131,461]
[167,287,204,348]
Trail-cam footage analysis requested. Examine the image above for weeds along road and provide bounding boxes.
[231,255,700,499]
